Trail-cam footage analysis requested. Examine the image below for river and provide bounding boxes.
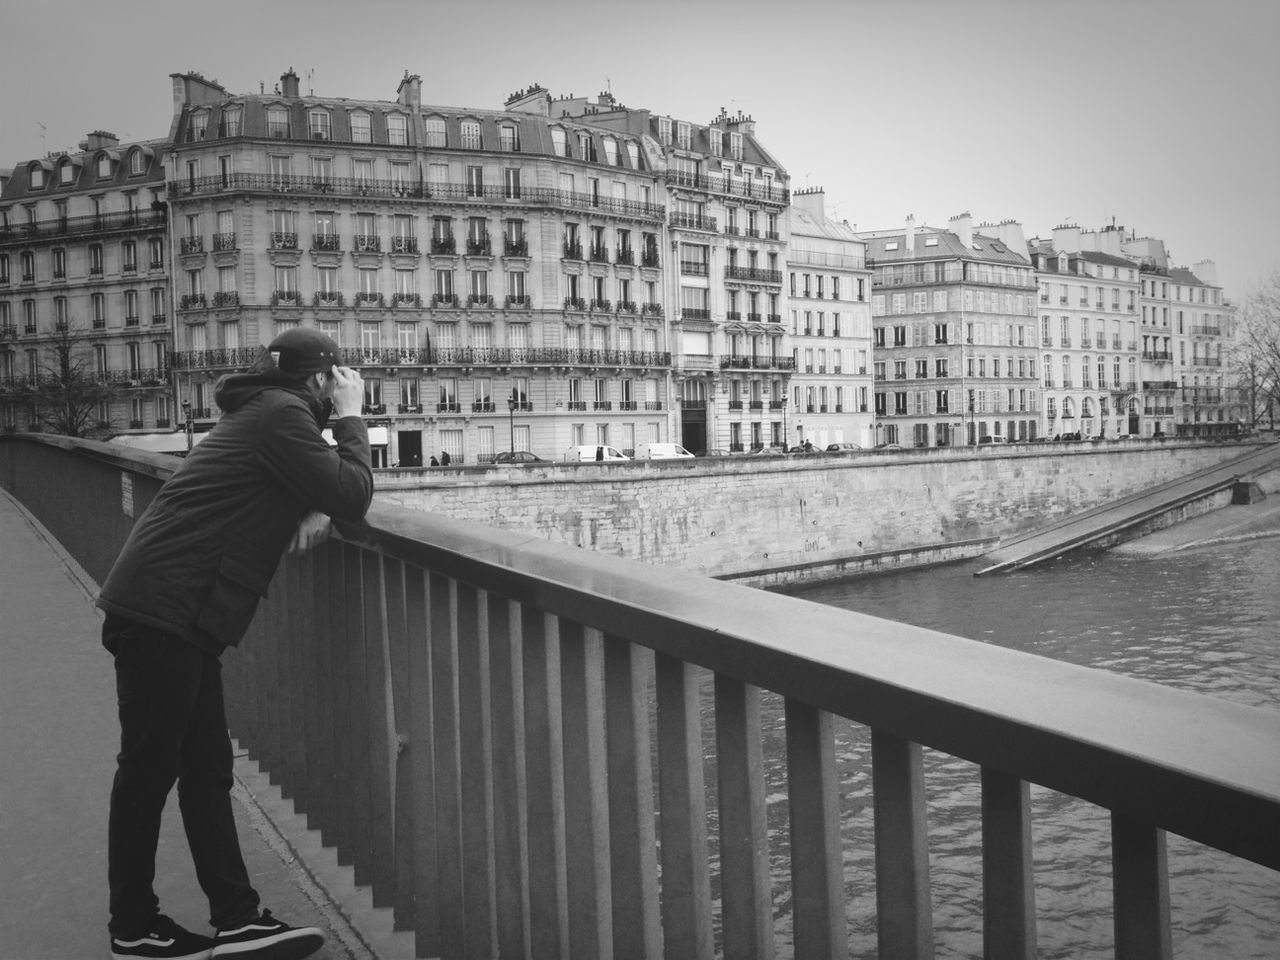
[754,535,1280,959]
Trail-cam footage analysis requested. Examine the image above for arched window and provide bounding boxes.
[59,160,76,185]
[29,162,46,188]
[1061,397,1075,419]
[97,153,113,178]
[129,150,146,175]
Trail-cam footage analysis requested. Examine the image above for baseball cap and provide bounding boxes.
[268,327,341,375]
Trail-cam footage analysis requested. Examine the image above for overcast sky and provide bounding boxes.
[2,0,1276,296]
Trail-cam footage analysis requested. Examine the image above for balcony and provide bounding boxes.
[432,293,459,308]
[466,236,493,257]
[398,403,423,415]
[505,294,531,308]
[0,207,166,244]
[615,248,634,266]
[355,292,385,307]
[212,232,236,251]
[727,264,783,284]
[313,291,344,307]
[436,402,462,414]
[644,400,663,410]
[563,297,587,312]
[312,235,341,252]
[641,250,661,269]
[590,299,611,313]
[719,355,797,371]
[617,300,638,314]
[431,236,457,255]
[642,303,663,317]
[362,403,387,415]
[271,290,301,307]
[567,400,586,411]
[179,293,206,310]
[620,400,637,411]
[270,233,299,250]
[352,235,380,254]
[767,314,782,323]
[728,400,744,410]
[670,213,718,232]
[749,400,764,410]
[211,291,240,308]
[180,236,204,254]
[593,401,613,411]
[169,348,260,370]
[389,237,419,255]
[562,241,584,260]
[1142,351,1173,362]
[467,294,495,308]
[588,246,610,264]
[391,293,422,308]
[679,260,708,276]
[1060,337,1072,348]
[503,238,529,257]
[681,308,711,321]
[662,168,790,203]
[471,400,496,413]
[727,311,743,323]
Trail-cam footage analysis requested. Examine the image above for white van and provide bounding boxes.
[635,441,695,460]
[564,445,631,462]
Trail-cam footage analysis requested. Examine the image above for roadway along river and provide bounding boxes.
[769,534,1280,959]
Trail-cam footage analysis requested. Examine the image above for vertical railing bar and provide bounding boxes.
[785,700,846,960]
[405,566,442,955]
[1111,814,1172,960]
[323,539,350,855]
[293,550,321,820]
[488,593,530,957]
[981,767,1036,960]
[715,676,773,960]
[345,542,375,885]
[654,653,714,960]
[603,635,662,960]
[522,607,569,958]
[383,556,417,931]
[456,582,497,958]
[362,548,396,908]
[429,571,467,956]
[871,730,933,960]
[559,620,613,960]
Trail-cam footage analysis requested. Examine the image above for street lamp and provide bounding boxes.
[507,389,517,454]
[181,398,193,453]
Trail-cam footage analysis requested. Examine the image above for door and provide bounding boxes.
[398,430,423,467]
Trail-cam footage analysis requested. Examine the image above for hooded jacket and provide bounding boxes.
[97,367,373,655]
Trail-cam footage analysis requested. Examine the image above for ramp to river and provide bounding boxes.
[975,441,1280,576]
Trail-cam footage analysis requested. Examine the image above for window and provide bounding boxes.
[92,293,106,328]
[267,106,289,138]
[603,138,618,165]
[551,127,567,157]
[387,113,408,145]
[460,120,482,150]
[466,165,484,198]
[29,165,45,189]
[59,161,75,185]
[309,110,331,140]
[499,124,520,152]
[424,116,446,147]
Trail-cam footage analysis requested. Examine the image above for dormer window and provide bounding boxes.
[460,119,482,150]
[190,112,209,141]
[97,154,113,178]
[924,237,939,247]
[499,123,520,152]
[308,109,331,141]
[424,116,446,147]
[885,242,899,251]
[267,106,289,139]
[729,131,743,160]
[551,127,568,157]
[221,105,243,137]
[676,121,691,150]
[602,137,618,165]
[387,113,408,145]
[657,117,672,146]
[577,132,596,162]
[59,162,75,185]
[348,111,371,143]
[626,142,640,168]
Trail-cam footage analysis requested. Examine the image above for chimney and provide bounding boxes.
[84,130,120,151]
[1052,224,1081,253]
[280,67,300,98]
[1192,260,1218,287]
[949,211,972,248]
[505,83,550,116]
[791,187,825,220]
[397,70,422,109]
[170,71,227,115]
[904,214,916,255]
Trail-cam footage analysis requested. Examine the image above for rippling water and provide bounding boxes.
[773,536,1280,958]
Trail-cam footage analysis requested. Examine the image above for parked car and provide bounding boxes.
[825,442,863,454]
[635,441,695,460]
[563,444,630,462]
[873,443,904,451]
[494,450,546,464]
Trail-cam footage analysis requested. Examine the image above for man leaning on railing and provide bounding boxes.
[95,328,372,960]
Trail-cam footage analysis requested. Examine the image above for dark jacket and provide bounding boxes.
[97,368,373,655]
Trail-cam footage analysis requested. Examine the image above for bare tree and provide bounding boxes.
[19,322,124,438]
[1230,269,1280,430]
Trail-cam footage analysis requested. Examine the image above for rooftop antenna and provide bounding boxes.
[37,122,46,142]
[306,68,314,96]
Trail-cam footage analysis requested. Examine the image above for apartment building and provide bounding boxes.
[166,71,674,466]
[786,188,874,450]
[0,132,172,435]
[862,214,1040,447]
[1028,233,1142,438]
[554,98,792,454]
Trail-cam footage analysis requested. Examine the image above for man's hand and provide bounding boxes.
[289,511,332,554]
[330,365,365,419]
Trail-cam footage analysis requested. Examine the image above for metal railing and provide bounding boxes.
[0,208,166,244]
[167,174,665,221]
[1,435,1276,960]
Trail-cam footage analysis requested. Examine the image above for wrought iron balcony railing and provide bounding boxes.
[212,233,236,251]
[503,238,529,257]
[312,235,341,252]
[725,266,783,284]
[0,208,167,244]
[390,237,419,255]
[180,236,204,254]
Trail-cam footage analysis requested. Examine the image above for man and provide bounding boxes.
[97,328,372,960]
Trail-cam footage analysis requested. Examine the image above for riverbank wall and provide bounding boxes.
[373,440,1275,585]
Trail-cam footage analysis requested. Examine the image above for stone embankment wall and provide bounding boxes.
[374,441,1271,585]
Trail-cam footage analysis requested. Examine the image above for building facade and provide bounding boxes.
[0,132,172,435]
[786,188,874,449]
[863,214,1041,447]
[165,71,678,466]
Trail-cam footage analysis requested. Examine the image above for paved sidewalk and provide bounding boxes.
[0,490,412,960]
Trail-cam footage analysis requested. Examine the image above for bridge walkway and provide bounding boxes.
[975,440,1280,576]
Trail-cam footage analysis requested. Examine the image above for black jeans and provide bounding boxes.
[105,615,259,935]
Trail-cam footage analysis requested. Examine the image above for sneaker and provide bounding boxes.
[211,909,325,960]
[110,915,213,960]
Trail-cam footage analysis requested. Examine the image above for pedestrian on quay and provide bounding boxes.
[96,328,373,960]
